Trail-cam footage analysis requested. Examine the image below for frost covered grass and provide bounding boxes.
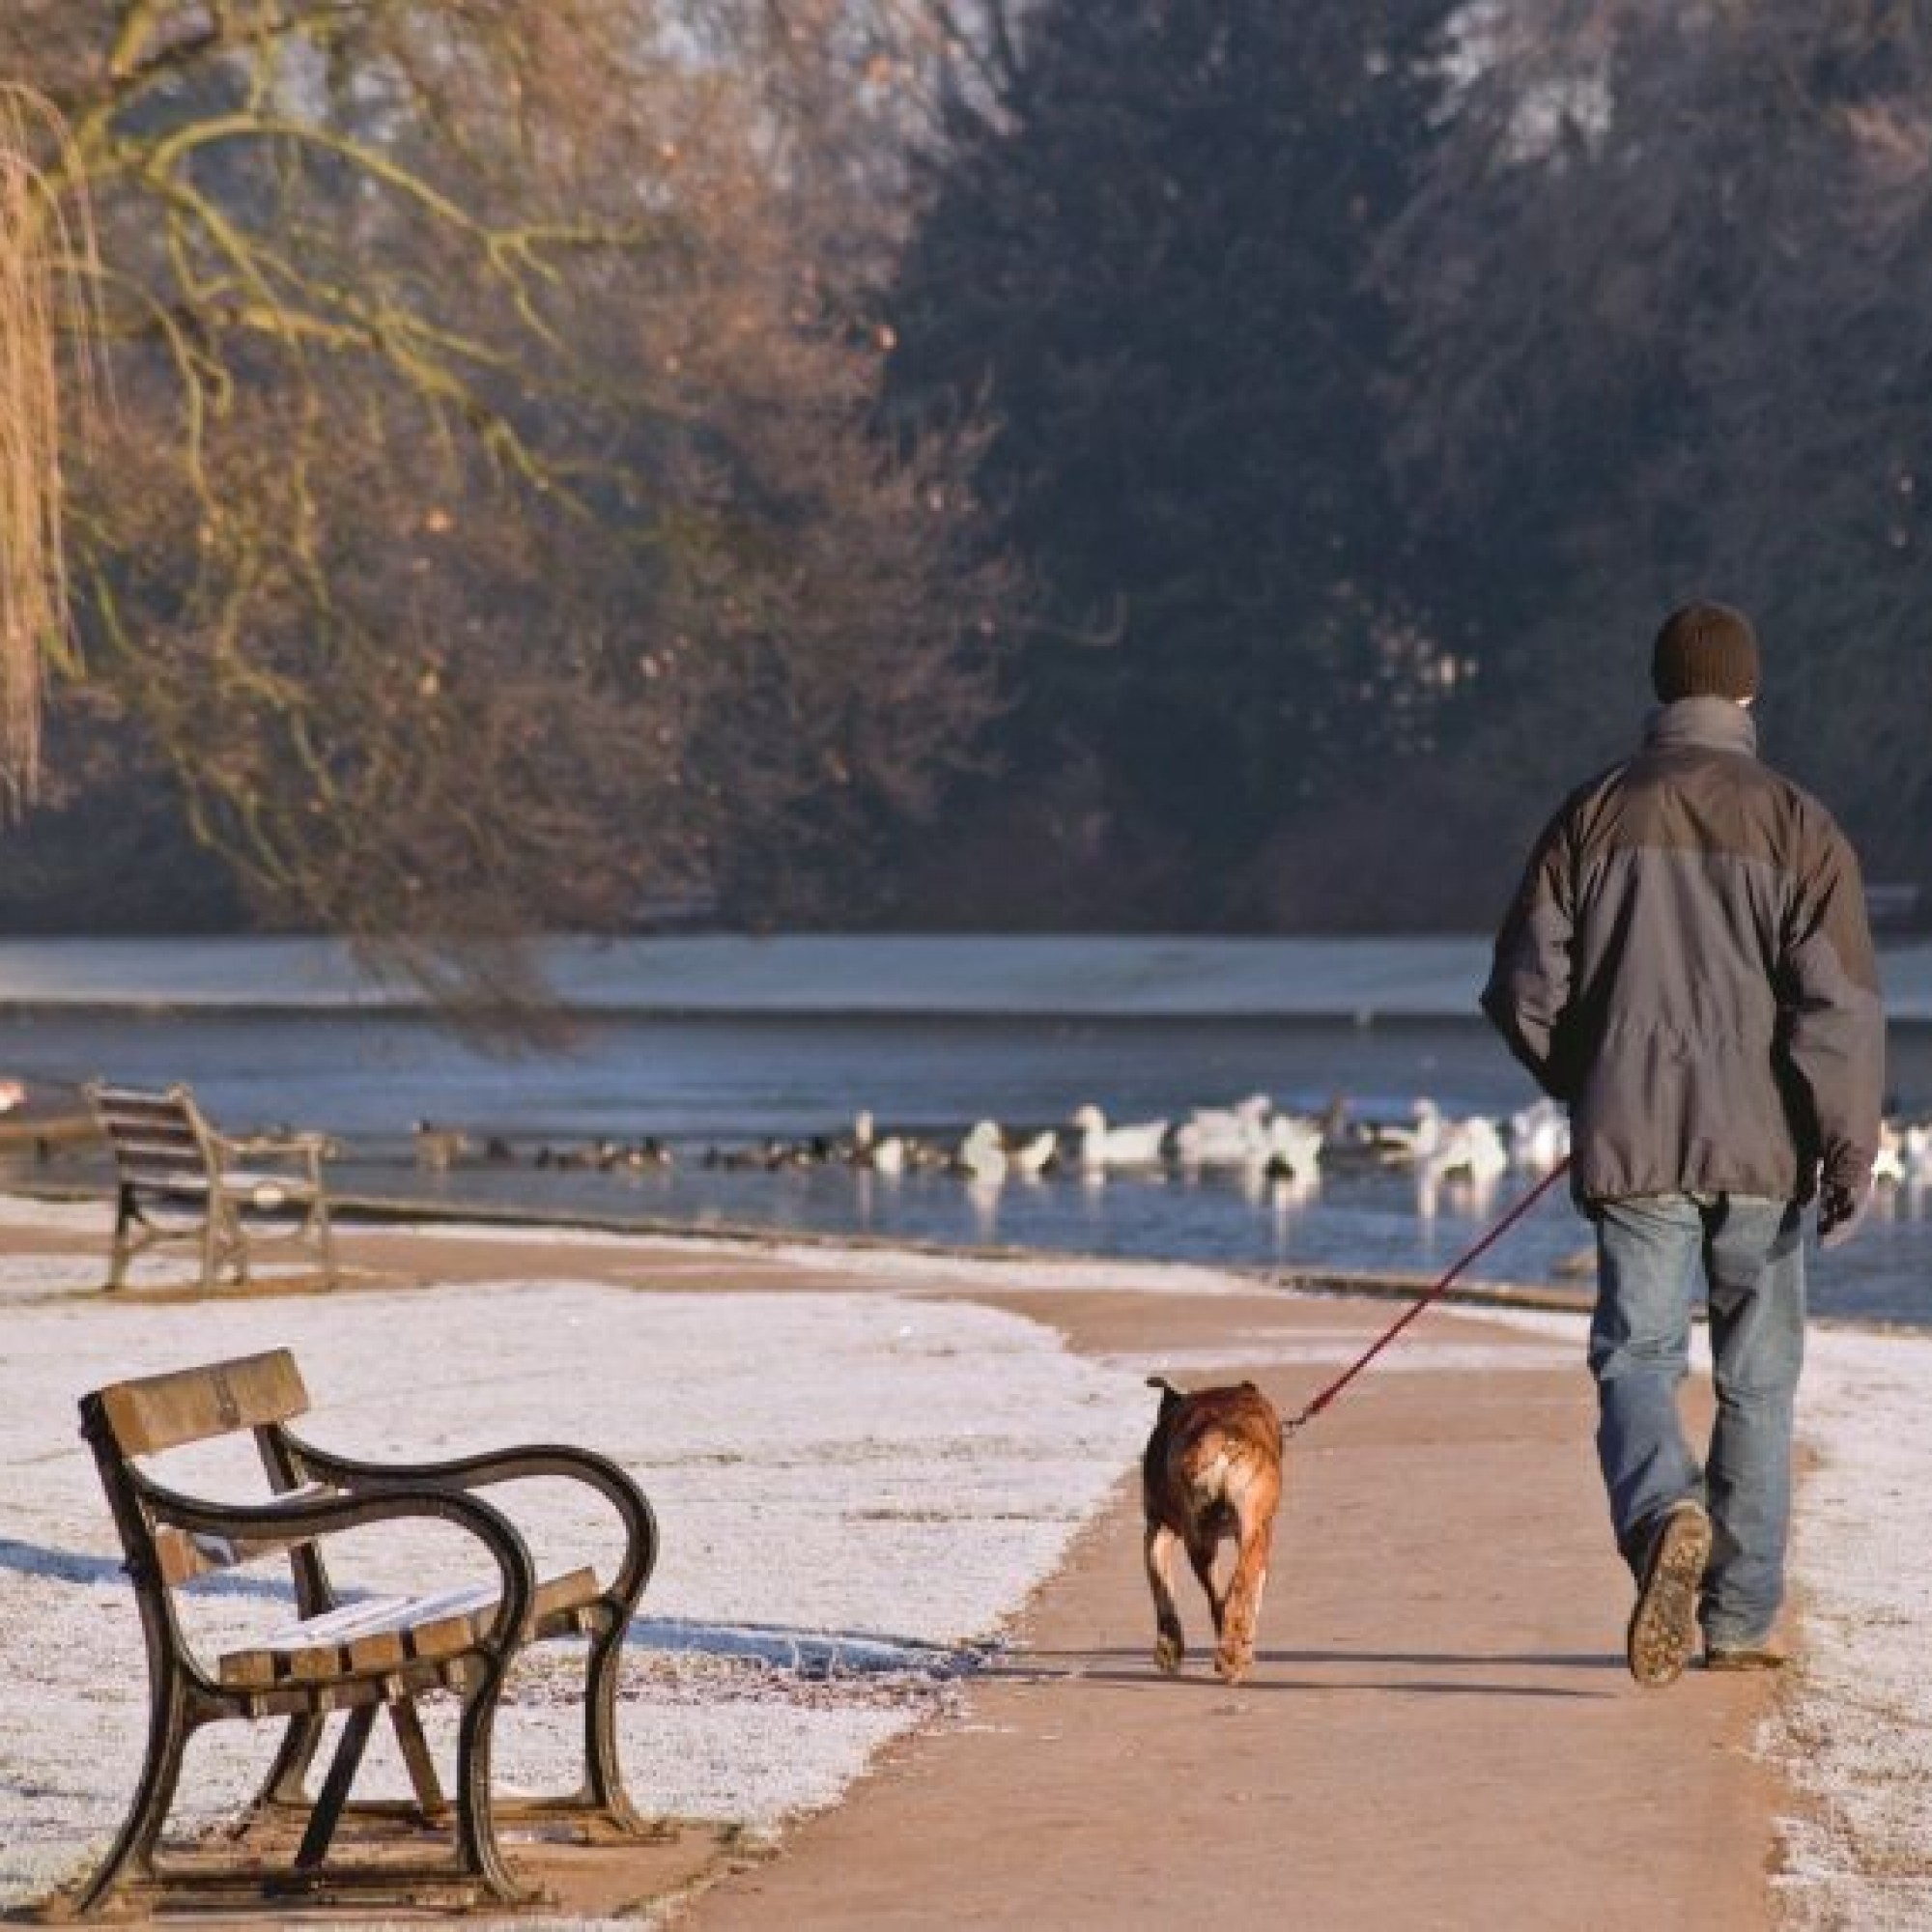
[1769,1327,1932,1929]
[0,1266,1146,1908]
[0,1194,109,1231]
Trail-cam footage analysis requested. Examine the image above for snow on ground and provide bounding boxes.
[0,1194,114,1235]
[0,1250,315,1294]
[1769,1327,1932,1929]
[0,1273,1145,1907]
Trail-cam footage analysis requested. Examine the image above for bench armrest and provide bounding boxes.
[284,1436,658,1610]
[218,1132,333,1168]
[140,1479,536,1652]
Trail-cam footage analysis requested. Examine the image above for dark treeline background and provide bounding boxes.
[883,0,1932,930]
[9,0,1932,944]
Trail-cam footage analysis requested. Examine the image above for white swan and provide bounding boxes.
[957,1120,1009,1184]
[1069,1104,1169,1170]
[1509,1097,1571,1172]
[1172,1094,1273,1168]
[1424,1115,1509,1183]
[846,1111,908,1174]
[1010,1129,1058,1177]
[1377,1098,1446,1161]
[1264,1112,1324,1183]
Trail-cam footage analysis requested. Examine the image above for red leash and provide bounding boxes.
[1282,1156,1574,1437]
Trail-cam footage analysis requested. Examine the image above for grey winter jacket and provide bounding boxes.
[1483,697,1883,1204]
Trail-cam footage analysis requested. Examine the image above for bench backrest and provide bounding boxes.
[85,1082,218,1193]
[81,1350,323,1593]
[88,1348,310,1458]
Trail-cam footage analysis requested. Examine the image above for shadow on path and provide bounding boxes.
[1059,1668,1613,1699]
[1016,1642,1623,1671]
[984,1640,1623,1699]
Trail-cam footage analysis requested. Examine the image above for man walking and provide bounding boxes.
[1483,603,1883,1686]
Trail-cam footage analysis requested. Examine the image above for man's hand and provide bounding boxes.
[1818,1177,1870,1251]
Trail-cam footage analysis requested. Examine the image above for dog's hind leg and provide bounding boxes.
[1186,1532,1226,1638]
[1215,1487,1279,1685]
[1146,1523,1185,1674]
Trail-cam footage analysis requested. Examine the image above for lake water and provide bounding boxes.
[3,1004,1928,1325]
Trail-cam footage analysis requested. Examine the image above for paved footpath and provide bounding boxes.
[686,1279,1782,1932]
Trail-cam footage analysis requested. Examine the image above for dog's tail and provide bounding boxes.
[1146,1374,1186,1411]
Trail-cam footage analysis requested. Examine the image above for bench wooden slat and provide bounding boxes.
[105,1134,203,1161]
[118,1171,213,1197]
[218,1566,601,1690]
[99,1116,199,1143]
[97,1096,195,1121]
[94,1090,196,1120]
[117,1168,211,1193]
[98,1116,201,1146]
[119,1169,318,1204]
[95,1350,311,1458]
[242,1657,476,1720]
[103,1140,203,1164]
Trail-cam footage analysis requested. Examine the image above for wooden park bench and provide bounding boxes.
[84,1082,339,1292]
[68,1348,659,1917]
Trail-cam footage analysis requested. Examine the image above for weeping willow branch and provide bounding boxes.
[0,86,101,809]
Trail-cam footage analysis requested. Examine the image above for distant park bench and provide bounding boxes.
[84,1081,339,1292]
[69,1347,659,1916]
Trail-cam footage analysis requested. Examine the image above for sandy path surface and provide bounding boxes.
[1,1213,1783,1928]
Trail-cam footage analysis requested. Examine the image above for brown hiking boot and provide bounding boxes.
[1704,1640,1787,1672]
[1626,1499,1712,1688]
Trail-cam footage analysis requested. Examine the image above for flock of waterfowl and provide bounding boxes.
[409,1090,1932,1200]
[411,1124,673,1173]
[412,1093,1584,1188]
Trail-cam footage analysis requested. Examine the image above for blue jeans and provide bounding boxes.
[1589,1193,1805,1648]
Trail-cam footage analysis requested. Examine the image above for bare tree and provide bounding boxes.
[4,3,1008,982]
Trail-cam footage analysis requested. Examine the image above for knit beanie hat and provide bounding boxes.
[1651,602,1760,702]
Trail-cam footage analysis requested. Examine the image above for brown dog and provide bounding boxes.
[1142,1376,1284,1684]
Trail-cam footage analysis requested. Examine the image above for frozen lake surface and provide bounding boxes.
[0,934,1501,1015]
[3,932,1932,1018]
[4,984,1928,1325]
